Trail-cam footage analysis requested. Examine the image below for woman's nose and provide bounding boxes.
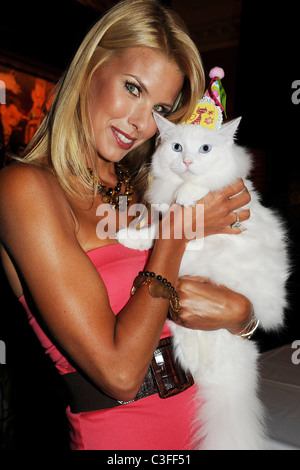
[128,104,153,132]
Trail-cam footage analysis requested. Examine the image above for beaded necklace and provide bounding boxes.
[88,162,134,210]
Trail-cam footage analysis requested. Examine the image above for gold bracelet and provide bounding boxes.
[236,318,260,340]
[131,271,182,321]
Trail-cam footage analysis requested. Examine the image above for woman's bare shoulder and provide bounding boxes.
[0,162,75,241]
[0,162,71,207]
[0,162,61,197]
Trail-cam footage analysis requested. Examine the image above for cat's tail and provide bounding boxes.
[191,336,267,450]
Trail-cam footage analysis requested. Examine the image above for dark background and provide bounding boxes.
[0,0,299,450]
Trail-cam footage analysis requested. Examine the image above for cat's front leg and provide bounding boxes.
[175,184,209,207]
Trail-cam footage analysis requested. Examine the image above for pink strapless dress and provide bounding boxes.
[19,244,197,450]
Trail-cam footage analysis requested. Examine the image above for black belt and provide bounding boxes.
[62,336,194,413]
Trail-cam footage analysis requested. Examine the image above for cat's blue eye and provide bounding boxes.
[200,144,212,154]
[172,142,182,152]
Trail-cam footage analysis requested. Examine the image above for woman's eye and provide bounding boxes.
[125,82,141,97]
[172,142,182,152]
[200,144,212,154]
[153,104,167,114]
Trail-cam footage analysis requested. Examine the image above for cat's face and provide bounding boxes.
[152,113,243,183]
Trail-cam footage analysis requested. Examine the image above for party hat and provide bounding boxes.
[184,67,227,130]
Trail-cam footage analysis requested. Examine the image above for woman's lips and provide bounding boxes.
[111,126,137,150]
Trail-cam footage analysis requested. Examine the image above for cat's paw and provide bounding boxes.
[116,227,154,250]
[175,190,195,207]
[175,187,208,207]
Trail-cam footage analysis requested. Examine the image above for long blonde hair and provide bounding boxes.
[22,0,205,199]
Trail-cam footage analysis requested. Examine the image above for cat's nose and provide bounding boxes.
[184,160,193,168]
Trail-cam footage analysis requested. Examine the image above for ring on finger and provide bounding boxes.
[231,211,242,229]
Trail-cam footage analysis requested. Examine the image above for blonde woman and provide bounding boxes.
[0,0,251,450]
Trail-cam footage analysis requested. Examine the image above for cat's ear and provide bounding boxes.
[153,112,176,138]
[219,117,242,141]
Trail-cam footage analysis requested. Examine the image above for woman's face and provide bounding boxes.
[88,47,184,163]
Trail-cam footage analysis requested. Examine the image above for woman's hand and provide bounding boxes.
[174,275,253,335]
[200,179,251,237]
[159,179,251,247]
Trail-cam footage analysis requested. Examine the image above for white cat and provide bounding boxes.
[117,113,290,450]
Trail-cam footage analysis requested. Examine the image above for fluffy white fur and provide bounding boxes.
[117,113,290,450]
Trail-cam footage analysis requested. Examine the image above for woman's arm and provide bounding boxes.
[174,276,253,334]
[0,164,188,402]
